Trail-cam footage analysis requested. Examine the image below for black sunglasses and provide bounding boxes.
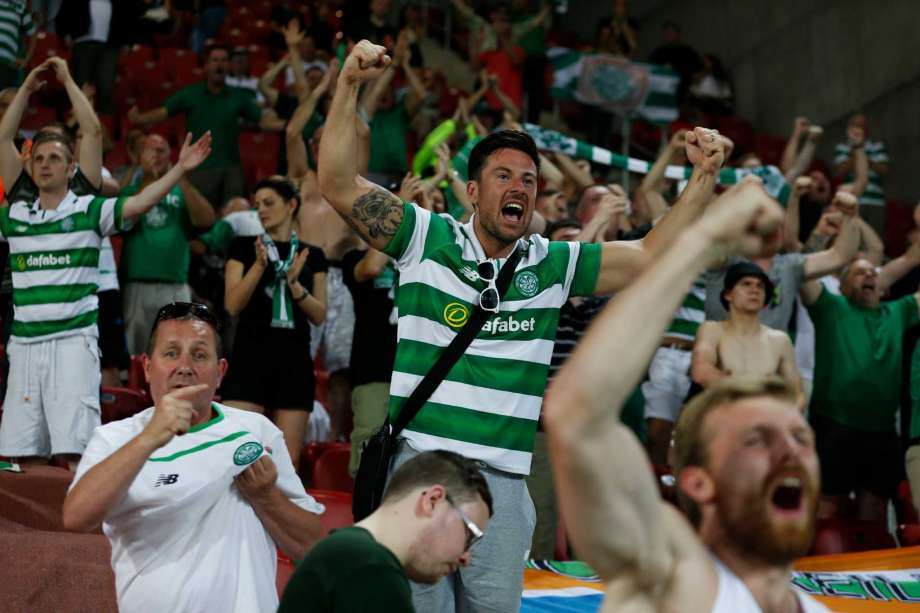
[153,302,221,333]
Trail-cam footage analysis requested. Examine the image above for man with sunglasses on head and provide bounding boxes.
[321,40,729,613]
[279,449,491,612]
[64,302,325,613]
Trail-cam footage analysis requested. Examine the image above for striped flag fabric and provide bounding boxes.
[523,123,790,204]
[547,47,679,124]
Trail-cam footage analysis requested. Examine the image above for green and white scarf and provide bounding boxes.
[263,232,299,329]
[523,123,791,204]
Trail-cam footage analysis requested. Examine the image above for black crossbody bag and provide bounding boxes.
[352,244,523,521]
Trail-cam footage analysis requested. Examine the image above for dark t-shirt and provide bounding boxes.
[278,527,413,613]
[340,249,398,386]
[227,236,327,341]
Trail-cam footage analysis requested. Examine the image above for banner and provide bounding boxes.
[523,123,791,204]
[548,48,679,124]
[521,548,920,612]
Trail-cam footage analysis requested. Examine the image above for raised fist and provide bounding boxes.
[341,40,391,85]
[793,176,813,195]
[794,117,810,133]
[696,176,784,257]
[831,190,859,217]
[685,127,725,174]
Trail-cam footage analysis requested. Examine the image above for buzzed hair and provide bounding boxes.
[672,375,798,526]
[382,450,494,516]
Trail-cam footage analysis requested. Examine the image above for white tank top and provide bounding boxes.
[711,558,831,612]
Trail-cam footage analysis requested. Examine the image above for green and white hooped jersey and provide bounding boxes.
[0,192,126,342]
[72,403,323,613]
[383,203,601,475]
[664,279,706,341]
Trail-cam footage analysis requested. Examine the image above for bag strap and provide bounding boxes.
[390,243,524,436]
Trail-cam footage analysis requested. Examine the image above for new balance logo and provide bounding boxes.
[155,473,179,487]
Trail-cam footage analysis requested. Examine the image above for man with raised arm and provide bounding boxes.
[319,39,728,613]
[544,178,829,612]
[0,128,213,469]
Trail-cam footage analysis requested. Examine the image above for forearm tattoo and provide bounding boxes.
[350,188,405,241]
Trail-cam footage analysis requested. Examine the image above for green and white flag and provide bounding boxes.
[524,123,790,203]
[547,47,679,124]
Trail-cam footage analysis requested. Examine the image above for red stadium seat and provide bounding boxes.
[159,47,199,79]
[308,488,355,536]
[127,354,151,397]
[100,386,149,424]
[239,131,280,185]
[299,441,350,483]
[29,31,67,68]
[809,518,896,555]
[118,45,155,75]
[312,446,354,493]
[20,106,57,132]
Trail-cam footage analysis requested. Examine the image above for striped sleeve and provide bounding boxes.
[869,142,890,164]
[97,196,128,236]
[382,201,428,269]
[568,242,601,297]
[22,7,34,35]
[833,144,850,166]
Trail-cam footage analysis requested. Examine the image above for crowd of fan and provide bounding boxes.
[0,0,918,611]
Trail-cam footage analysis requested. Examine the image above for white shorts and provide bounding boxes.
[641,346,692,423]
[309,266,355,373]
[0,335,101,457]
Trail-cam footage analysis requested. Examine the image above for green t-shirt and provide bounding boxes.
[910,341,920,441]
[164,82,262,169]
[120,184,192,283]
[277,527,413,613]
[808,288,919,431]
[368,101,409,177]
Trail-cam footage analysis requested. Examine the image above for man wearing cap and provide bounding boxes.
[701,205,862,335]
[692,262,805,409]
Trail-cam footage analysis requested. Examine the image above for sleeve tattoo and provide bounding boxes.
[349,188,405,241]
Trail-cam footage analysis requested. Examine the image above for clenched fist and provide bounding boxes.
[143,384,210,448]
[696,176,784,257]
[685,127,726,174]
[341,40,391,85]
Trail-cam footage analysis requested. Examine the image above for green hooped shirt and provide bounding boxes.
[382,203,601,475]
[808,288,919,431]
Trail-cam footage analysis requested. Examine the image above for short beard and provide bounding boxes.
[715,485,816,565]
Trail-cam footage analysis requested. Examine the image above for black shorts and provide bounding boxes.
[810,412,902,499]
[97,289,130,370]
[220,327,315,411]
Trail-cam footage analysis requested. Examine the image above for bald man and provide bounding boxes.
[120,134,217,354]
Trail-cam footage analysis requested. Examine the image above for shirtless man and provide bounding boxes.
[693,262,804,409]
[285,64,365,438]
[544,178,830,612]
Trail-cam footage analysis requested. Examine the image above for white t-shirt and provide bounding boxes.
[794,276,841,381]
[75,0,113,43]
[97,167,119,292]
[72,402,324,613]
[711,558,829,612]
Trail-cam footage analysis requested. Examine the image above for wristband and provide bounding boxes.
[295,290,310,303]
